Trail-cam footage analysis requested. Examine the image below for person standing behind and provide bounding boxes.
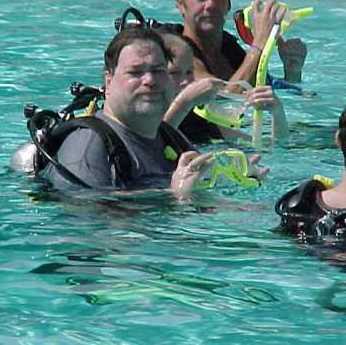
[176,0,307,86]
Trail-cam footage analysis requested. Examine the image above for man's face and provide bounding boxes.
[177,0,229,34]
[105,40,173,126]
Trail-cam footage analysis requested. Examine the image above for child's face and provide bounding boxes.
[168,44,194,95]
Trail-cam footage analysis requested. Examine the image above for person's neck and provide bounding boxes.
[183,26,223,56]
[103,106,159,139]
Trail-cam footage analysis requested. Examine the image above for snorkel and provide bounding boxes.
[239,1,313,148]
[252,22,280,147]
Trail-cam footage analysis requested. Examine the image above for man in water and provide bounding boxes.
[38,28,267,198]
[176,0,307,85]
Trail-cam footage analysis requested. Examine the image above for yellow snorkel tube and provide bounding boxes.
[198,149,260,189]
[313,175,335,189]
[242,2,314,148]
[252,23,280,148]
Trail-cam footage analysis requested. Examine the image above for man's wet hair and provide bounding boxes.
[104,27,173,74]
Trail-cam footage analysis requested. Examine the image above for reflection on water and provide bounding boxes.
[31,248,279,310]
[288,122,336,150]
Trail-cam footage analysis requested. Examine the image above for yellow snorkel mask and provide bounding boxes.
[198,149,260,189]
[193,80,253,129]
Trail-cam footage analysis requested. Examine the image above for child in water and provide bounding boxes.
[160,31,289,144]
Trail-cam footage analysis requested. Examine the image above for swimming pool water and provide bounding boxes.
[1,0,346,344]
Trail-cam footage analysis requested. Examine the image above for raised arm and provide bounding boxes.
[228,0,287,87]
[164,78,224,128]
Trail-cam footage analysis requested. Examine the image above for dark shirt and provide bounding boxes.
[159,23,301,142]
[185,30,246,76]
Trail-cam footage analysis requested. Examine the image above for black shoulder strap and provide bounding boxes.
[47,117,132,185]
[275,179,327,217]
[221,31,246,71]
[159,122,193,159]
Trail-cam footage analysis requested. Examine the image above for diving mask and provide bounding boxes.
[193,80,253,129]
[199,149,260,189]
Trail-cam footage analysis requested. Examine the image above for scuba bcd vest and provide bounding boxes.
[275,179,346,244]
[25,82,192,189]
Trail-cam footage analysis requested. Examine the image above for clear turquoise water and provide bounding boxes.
[1,0,346,344]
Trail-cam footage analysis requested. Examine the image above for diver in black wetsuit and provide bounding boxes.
[276,109,346,245]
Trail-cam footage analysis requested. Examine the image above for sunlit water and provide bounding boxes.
[1,0,346,344]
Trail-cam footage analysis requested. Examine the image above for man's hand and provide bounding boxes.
[252,0,287,50]
[171,151,213,200]
[247,154,270,181]
[278,37,307,83]
[245,85,280,111]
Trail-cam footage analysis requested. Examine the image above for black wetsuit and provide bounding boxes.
[275,180,346,244]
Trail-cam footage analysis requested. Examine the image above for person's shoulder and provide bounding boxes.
[57,126,109,164]
[62,126,102,146]
[59,115,124,155]
[276,179,326,215]
[274,179,328,238]
[52,115,111,149]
